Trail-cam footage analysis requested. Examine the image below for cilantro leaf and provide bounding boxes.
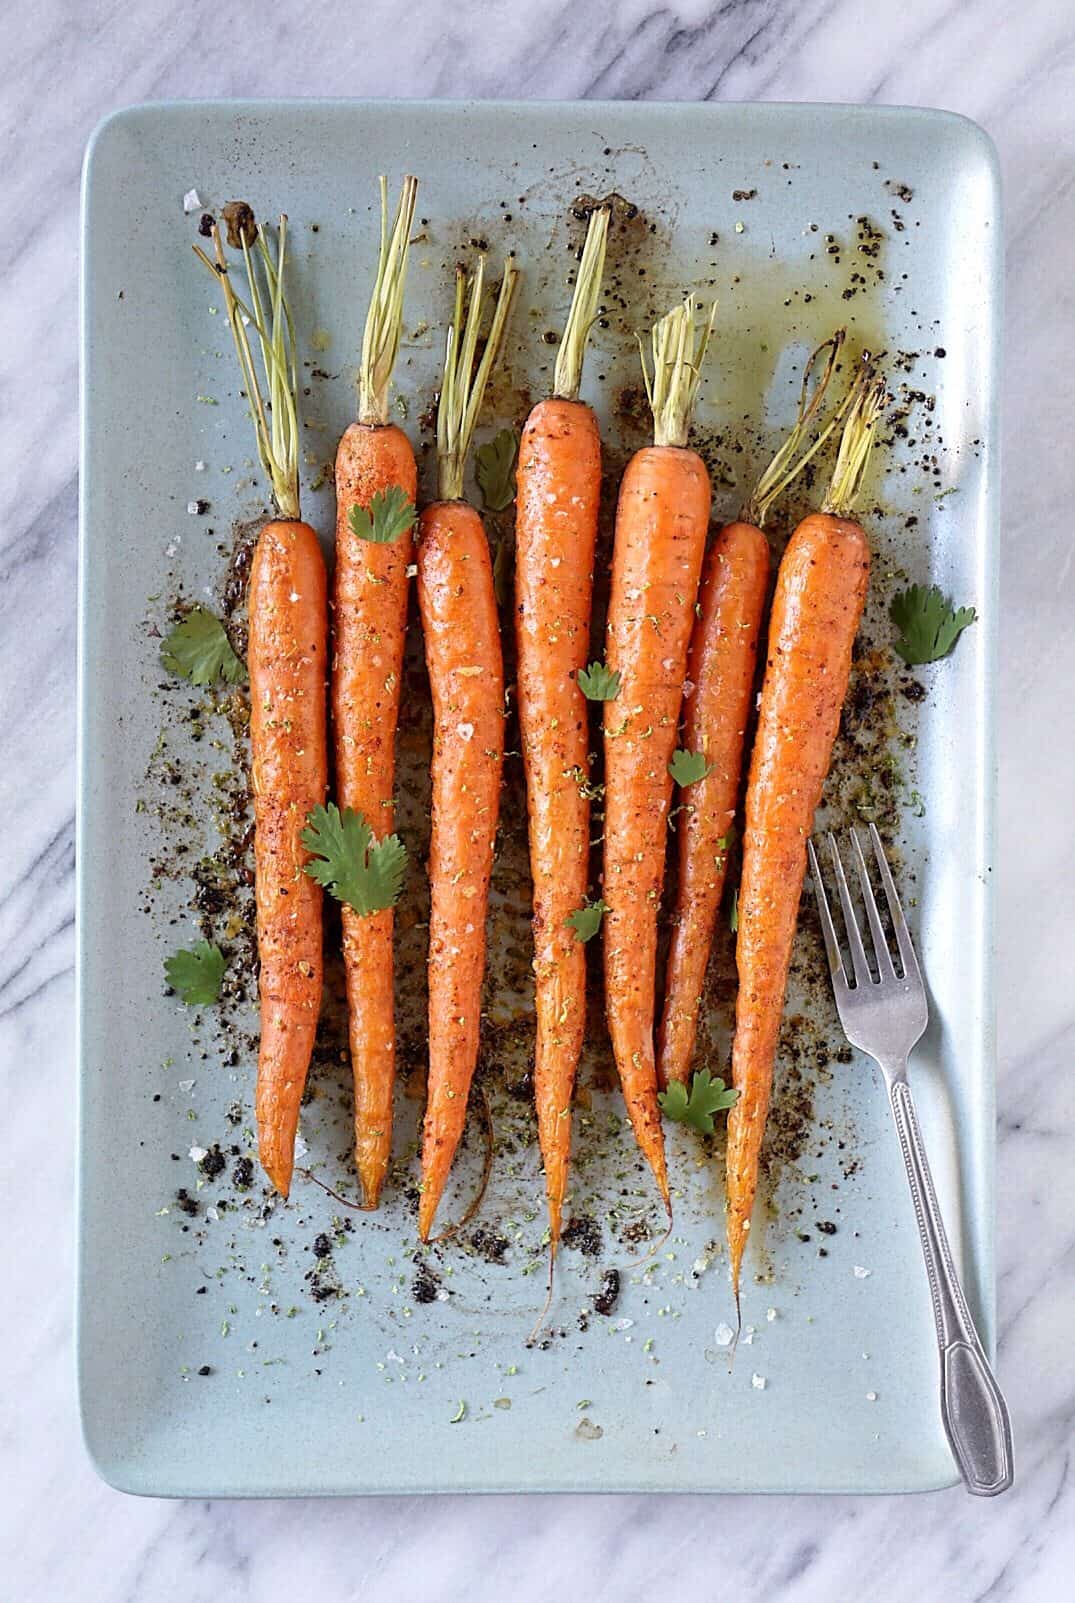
[164,940,226,1006]
[668,748,714,787]
[577,661,621,702]
[475,429,519,512]
[729,886,739,933]
[161,606,246,686]
[348,486,417,545]
[301,803,407,916]
[658,1068,739,1134]
[889,583,977,666]
[565,898,610,943]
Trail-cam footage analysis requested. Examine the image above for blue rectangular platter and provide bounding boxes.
[78,99,1000,1495]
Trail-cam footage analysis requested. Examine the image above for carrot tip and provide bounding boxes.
[525,1244,557,1348]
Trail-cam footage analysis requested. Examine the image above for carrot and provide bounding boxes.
[194,213,328,1197]
[417,257,520,1241]
[656,522,769,1088]
[725,361,888,1303]
[515,207,610,1257]
[657,333,845,1090]
[602,296,716,1208]
[333,177,419,1208]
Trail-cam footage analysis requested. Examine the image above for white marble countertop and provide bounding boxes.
[3,0,1073,1596]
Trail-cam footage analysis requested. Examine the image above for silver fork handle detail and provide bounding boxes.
[888,1076,1014,1496]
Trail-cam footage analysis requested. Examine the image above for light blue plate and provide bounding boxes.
[78,100,1000,1496]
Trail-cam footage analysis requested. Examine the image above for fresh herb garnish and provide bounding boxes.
[658,1068,738,1133]
[475,428,519,512]
[668,748,713,787]
[889,583,977,665]
[301,803,407,916]
[729,886,739,933]
[161,606,246,686]
[577,661,621,702]
[164,940,226,1006]
[348,485,417,545]
[565,898,610,943]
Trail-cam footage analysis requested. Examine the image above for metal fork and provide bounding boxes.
[807,825,1013,1497]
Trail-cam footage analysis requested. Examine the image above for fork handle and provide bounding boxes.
[888,1076,1014,1496]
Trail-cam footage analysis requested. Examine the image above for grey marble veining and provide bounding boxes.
[2,0,1074,1596]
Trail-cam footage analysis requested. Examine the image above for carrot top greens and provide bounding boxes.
[435,255,520,502]
[746,330,846,527]
[822,357,889,516]
[639,294,716,449]
[359,176,419,427]
[194,212,301,521]
[554,206,610,402]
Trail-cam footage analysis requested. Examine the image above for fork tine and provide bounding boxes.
[826,832,873,987]
[867,822,922,983]
[807,840,848,990]
[850,829,896,979]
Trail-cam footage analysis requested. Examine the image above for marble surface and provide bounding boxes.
[2,0,1073,1596]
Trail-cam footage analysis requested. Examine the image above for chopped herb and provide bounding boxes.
[729,886,739,933]
[450,1400,467,1423]
[565,898,609,943]
[475,428,519,511]
[668,748,713,787]
[301,803,407,916]
[577,661,621,702]
[658,1068,739,1134]
[161,605,246,686]
[348,485,417,545]
[889,583,977,665]
[164,940,225,1007]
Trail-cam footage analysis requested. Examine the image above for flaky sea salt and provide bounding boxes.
[714,1322,735,1347]
[751,1373,766,1390]
[188,1145,207,1163]
[183,188,202,213]
[853,1265,871,1279]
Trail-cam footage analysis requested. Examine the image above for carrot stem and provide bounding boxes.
[359,176,419,426]
[638,294,716,448]
[194,215,301,519]
[553,207,610,401]
[745,330,845,527]
[822,360,888,515]
[436,257,520,499]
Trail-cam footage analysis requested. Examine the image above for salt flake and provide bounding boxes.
[188,1145,207,1163]
[714,1322,735,1348]
[751,1373,766,1390]
[853,1265,871,1279]
[183,188,202,213]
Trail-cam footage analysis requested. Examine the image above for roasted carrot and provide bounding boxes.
[725,361,887,1302]
[417,257,520,1241]
[194,213,328,1198]
[657,333,845,1090]
[603,296,716,1208]
[656,522,769,1089]
[333,177,419,1208]
[515,207,610,1257]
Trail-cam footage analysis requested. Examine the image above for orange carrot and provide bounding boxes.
[195,213,328,1197]
[657,333,845,1090]
[726,363,887,1302]
[249,521,328,1195]
[333,176,419,1207]
[603,296,715,1208]
[515,207,609,1255]
[657,522,769,1088]
[417,257,520,1241]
